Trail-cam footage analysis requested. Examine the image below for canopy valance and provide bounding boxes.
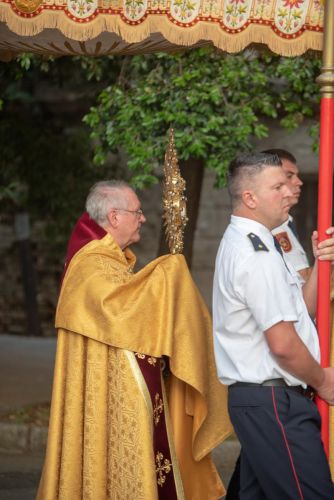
[0,0,324,58]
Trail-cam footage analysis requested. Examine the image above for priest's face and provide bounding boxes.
[116,188,146,249]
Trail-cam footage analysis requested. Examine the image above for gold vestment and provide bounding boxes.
[37,234,232,499]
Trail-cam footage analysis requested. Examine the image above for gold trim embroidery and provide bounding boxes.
[161,374,185,499]
[153,393,164,425]
[125,351,153,415]
[134,353,158,366]
[156,452,172,487]
[14,0,42,13]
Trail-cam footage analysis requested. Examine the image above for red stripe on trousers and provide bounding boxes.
[271,387,304,500]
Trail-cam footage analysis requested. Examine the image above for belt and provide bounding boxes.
[229,378,315,400]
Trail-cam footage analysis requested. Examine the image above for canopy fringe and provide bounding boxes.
[0,3,323,56]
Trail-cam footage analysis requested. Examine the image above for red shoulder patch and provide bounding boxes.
[274,232,292,253]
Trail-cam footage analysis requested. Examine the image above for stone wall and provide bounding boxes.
[0,215,64,336]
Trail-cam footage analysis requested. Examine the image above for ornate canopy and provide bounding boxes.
[0,0,324,59]
[1,0,333,475]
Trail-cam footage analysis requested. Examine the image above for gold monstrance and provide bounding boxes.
[162,129,188,254]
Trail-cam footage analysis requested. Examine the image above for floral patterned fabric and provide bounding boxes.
[0,0,324,57]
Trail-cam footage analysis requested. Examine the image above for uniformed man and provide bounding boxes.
[264,148,311,281]
[213,153,334,499]
[225,148,334,499]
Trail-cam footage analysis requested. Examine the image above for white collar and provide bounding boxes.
[230,215,276,249]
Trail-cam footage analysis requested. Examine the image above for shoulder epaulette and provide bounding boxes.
[247,233,269,252]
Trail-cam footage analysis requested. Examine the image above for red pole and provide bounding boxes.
[316,96,334,457]
[315,0,334,459]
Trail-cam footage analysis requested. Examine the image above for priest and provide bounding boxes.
[37,180,232,500]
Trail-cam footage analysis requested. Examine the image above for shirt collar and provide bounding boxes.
[230,215,275,249]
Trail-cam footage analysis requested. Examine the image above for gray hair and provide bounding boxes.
[227,153,282,208]
[85,180,133,226]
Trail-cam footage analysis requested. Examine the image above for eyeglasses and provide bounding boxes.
[112,208,144,217]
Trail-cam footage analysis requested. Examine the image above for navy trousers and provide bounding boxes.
[228,386,334,499]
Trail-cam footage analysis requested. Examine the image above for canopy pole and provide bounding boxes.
[316,0,334,457]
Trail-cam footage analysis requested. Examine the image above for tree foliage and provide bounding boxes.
[0,55,121,247]
[84,48,321,188]
[0,49,322,245]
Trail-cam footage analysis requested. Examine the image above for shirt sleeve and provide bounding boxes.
[273,224,310,272]
[283,239,310,272]
[238,252,300,332]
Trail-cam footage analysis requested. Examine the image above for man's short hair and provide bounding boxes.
[261,148,296,164]
[227,153,282,208]
[86,180,132,226]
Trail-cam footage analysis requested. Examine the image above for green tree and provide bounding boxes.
[0,50,322,335]
[0,54,122,246]
[0,54,122,335]
[84,48,321,263]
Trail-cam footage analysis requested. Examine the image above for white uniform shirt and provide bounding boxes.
[272,215,309,272]
[213,215,320,387]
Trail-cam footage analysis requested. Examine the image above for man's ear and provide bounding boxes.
[107,210,118,228]
[242,190,257,209]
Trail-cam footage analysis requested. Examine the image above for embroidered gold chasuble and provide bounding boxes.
[37,234,232,499]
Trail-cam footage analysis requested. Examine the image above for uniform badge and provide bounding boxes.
[274,232,292,253]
